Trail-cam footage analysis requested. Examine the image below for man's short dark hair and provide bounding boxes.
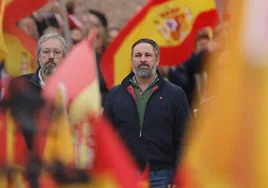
[131,38,160,58]
[89,9,108,29]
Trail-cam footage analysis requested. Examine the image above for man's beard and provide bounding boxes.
[43,61,56,76]
[133,63,156,78]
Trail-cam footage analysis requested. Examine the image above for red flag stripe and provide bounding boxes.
[5,24,37,59]
[4,0,48,25]
[92,117,139,188]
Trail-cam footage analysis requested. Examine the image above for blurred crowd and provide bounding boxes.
[7,0,121,107]
[0,0,234,186]
[1,0,230,115]
[159,20,230,113]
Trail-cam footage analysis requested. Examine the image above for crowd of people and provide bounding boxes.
[0,0,230,187]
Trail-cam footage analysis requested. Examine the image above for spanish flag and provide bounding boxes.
[1,0,48,77]
[42,85,74,166]
[34,86,74,188]
[43,29,101,170]
[101,0,219,88]
[0,108,29,187]
[90,116,140,188]
[4,26,37,77]
[177,0,268,187]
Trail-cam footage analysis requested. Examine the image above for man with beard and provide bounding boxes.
[11,33,68,94]
[9,33,68,151]
[104,38,190,188]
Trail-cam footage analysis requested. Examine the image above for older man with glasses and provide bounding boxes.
[11,33,68,93]
[9,33,68,150]
[36,33,68,89]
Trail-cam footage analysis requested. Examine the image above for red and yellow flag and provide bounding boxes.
[0,108,29,187]
[43,29,101,169]
[4,25,37,77]
[90,116,140,188]
[42,86,74,166]
[176,0,268,187]
[1,0,48,77]
[101,0,219,88]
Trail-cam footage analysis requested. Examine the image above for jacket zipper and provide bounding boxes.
[127,84,159,139]
[140,85,160,138]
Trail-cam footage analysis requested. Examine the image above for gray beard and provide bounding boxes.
[133,66,156,78]
[43,64,56,76]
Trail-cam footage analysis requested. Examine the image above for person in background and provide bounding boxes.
[10,33,68,94]
[88,9,110,107]
[32,0,65,36]
[108,27,120,43]
[104,38,190,188]
[43,26,61,35]
[9,33,68,150]
[159,28,212,109]
[70,28,84,45]
[200,23,230,104]
[17,16,40,40]
[73,4,91,36]
[89,9,109,54]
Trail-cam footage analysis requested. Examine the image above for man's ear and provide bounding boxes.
[156,57,160,66]
[37,58,40,66]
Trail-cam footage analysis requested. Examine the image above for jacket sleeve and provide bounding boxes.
[103,85,120,126]
[183,51,207,74]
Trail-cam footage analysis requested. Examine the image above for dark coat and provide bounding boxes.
[9,68,42,150]
[168,51,206,107]
[10,68,42,94]
[104,72,190,171]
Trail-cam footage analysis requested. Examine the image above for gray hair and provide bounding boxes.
[131,38,160,58]
[36,33,68,57]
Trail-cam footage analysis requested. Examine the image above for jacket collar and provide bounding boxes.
[29,67,42,88]
[121,70,165,89]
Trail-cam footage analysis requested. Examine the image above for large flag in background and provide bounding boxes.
[0,0,48,77]
[90,116,140,188]
[176,0,268,187]
[101,0,219,88]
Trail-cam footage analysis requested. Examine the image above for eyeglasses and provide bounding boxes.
[40,49,63,57]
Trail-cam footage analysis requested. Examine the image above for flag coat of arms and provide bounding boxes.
[101,0,219,88]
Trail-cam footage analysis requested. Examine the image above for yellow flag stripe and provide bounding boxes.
[0,0,7,60]
[69,79,101,125]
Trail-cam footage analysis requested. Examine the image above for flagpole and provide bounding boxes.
[60,0,72,46]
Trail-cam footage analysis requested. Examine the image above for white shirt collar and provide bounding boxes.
[38,69,46,88]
